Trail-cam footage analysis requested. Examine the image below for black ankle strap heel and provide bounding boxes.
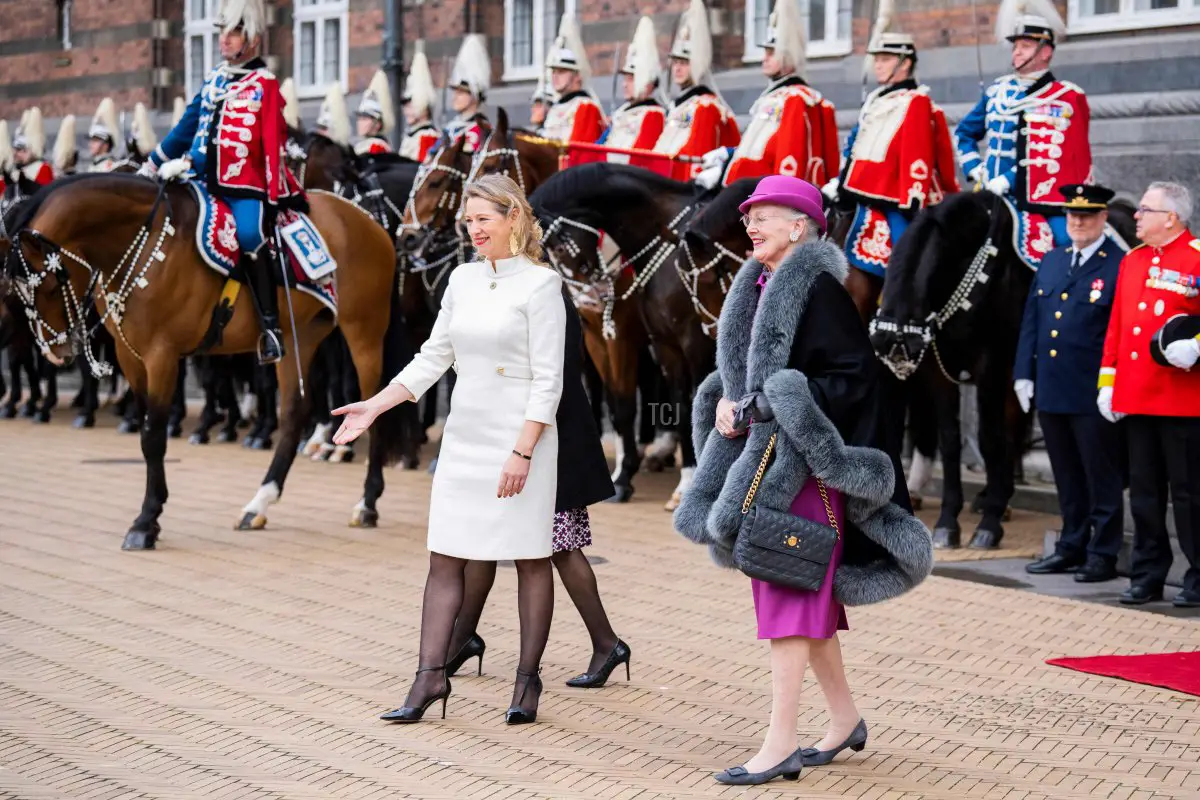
[379,666,452,724]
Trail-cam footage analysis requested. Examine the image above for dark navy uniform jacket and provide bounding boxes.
[1015,236,1124,415]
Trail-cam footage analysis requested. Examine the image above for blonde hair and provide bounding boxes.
[462,173,547,265]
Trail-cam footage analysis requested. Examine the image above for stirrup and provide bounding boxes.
[257,329,285,365]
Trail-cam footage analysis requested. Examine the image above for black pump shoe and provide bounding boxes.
[505,668,543,725]
[379,666,451,723]
[714,748,804,785]
[446,633,486,677]
[565,638,631,688]
[800,719,868,766]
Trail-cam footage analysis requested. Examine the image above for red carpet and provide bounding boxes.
[1046,651,1200,697]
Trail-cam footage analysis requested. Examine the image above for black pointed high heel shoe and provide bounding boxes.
[379,666,451,723]
[505,668,543,725]
[446,633,486,677]
[565,638,631,688]
[799,719,868,766]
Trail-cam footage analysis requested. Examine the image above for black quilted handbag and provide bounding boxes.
[732,426,840,592]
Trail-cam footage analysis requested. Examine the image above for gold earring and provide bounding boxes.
[509,228,521,256]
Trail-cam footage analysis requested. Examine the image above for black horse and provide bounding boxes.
[870,191,1138,548]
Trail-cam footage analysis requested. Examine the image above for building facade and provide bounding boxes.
[1,1,1197,193]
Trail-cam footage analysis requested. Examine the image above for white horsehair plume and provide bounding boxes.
[52,114,77,172]
[770,0,807,77]
[450,33,492,98]
[218,0,266,43]
[280,77,300,128]
[90,97,120,143]
[17,107,46,159]
[171,96,186,127]
[629,15,661,97]
[0,121,12,173]
[363,70,396,135]
[556,15,592,84]
[406,43,438,116]
[133,102,157,154]
[319,83,351,146]
[994,0,1067,44]
[681,0,713,83]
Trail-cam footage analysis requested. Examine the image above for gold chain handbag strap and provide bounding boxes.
[740,431,840,540]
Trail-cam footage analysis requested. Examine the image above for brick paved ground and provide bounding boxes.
[1,412,1198,800]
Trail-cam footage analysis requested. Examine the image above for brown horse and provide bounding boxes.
[1,173,411,549]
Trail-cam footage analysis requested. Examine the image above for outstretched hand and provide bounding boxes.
[331,401,382,445]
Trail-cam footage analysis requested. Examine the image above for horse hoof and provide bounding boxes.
[251,436,272,451]
[73,414,96,429]
[34,410,52,424]
[909,492,924,511]
[605,485,634,504]
[236,512,267,531]
[663,491,682,512]
[0,405,16,420]
[167,423,183,439]
[18,403,36,418]
[216,429,237,443]
[350,507,379,528]
[932,527,961,549]
[189,432,209,445]
[117,420,140,434]
[121,527,160,551]
[968,526,1004,550]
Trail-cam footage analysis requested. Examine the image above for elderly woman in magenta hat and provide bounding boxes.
[675,175,932,786]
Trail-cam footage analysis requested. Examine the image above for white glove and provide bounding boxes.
[136,161,157,179]
[158,157,191,182]
[700,147,731,170]
[1097,386,1125,423]
[1164,338,1200,370]
[695,165,722,190]
[1013,379,1034,414]
[821,178,840,201]
[967,165,985,185]
[985,175,1011,195]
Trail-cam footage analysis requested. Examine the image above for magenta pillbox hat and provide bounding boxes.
[738,174,827,235]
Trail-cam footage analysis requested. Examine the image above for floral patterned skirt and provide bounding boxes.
[552,507,593,553]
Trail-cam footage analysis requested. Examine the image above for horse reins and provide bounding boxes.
[7,180,175,378]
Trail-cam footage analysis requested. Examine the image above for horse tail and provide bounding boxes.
[367,266,420,466]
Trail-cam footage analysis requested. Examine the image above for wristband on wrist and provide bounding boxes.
[512,449,532,461]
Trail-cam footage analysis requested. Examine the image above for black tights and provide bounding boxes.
[407,553,554,710]
[448,549,618,675]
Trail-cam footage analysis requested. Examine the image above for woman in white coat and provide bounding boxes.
[331,174,567,725]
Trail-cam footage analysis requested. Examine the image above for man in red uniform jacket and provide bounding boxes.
[1098,181,1200,607]
[12,108,55,187]
[539,16,606,144]
[599,15,665,154]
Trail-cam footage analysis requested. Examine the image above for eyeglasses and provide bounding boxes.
[740,213,793,228]
[1136,206,1172,216]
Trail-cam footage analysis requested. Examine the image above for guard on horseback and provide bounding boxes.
[598,16,665,151]
[954,0,1090,251]
[88,98,121,173]
[652,0,740,182]
[399,46,441,163]
[11,108,55,186]
[696,0,838,190]
[314,83,352,150]
[528,68,554,130]
[442,34,491,155]
[355,70,395,157]
[140,0,306,365]
[823,2,959,277]
[539,16,606,144]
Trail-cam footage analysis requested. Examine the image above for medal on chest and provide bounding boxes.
[1089,279,1104,303]
[1147,266,1200,298]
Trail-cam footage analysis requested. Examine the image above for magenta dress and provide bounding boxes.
[749,266,849,640]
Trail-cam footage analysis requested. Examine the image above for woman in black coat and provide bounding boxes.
[440,288,629,712]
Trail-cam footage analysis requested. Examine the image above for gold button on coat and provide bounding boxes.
[1139,302,1147,311]
[1051,330,1058,338]
[1133,326,1141,335]
[1061,292,1069,300]
[496,367,505,374]
[1055,311,1062,319]
[1131,351,1139,360]
[1050,349,1058,357]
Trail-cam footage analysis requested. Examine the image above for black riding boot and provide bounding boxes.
[246,250,285,365]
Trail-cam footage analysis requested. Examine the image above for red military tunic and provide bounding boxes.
[604,99,665,151]
[21,160,55,186]
[354,136,393,157]
[1100,232,1200,417]
[654,85,740,182]
[1018,78,1092,214]
[723,76,839,187]
[842,80,960,211]
[399,123,440,162]
[541,91,606,144]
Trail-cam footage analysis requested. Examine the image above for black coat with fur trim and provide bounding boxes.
[673,240,932,606]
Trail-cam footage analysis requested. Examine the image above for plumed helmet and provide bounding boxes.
[450,33,491,101]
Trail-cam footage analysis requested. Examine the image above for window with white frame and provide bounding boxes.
[744,0,852,62]
[184,0,222,95]
[504,0,577,81]
[1068,0,1200,34]
[294,0,349,97]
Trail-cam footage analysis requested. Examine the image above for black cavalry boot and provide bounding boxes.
[245,249,285,366]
